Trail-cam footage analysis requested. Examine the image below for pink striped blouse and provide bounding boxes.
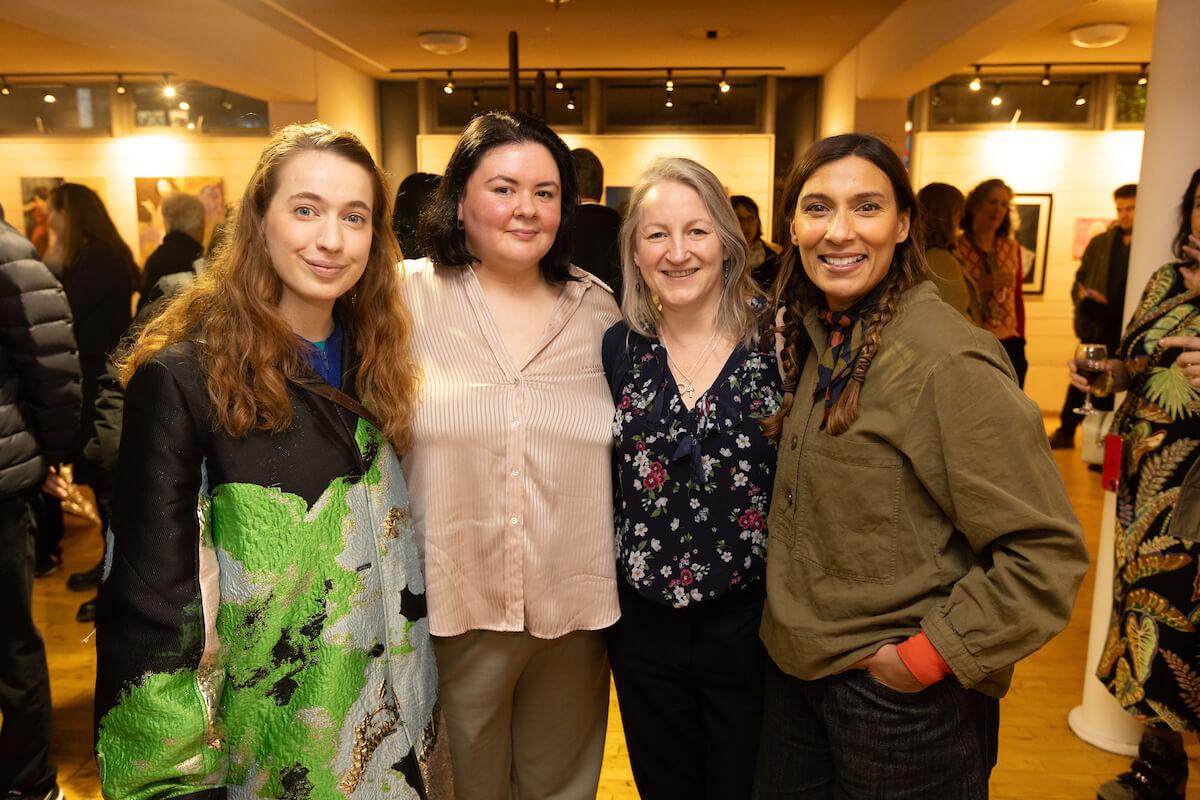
[400,263,622,639]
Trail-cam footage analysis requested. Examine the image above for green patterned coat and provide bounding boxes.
[95,342,437,799]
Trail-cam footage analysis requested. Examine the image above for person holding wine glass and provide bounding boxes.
[1068,168,1200,800]
[1072,342,1109,416]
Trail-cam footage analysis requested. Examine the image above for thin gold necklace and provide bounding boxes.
[662,327,719,404]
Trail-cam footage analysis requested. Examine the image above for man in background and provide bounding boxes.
[1049,183,1136,449]
[0,202,80,800]
[569,148,623,297]
[138,191,204,309]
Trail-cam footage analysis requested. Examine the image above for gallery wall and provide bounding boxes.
[911,128,1145,414]
[0,134,268,263]
[417,132,777,241]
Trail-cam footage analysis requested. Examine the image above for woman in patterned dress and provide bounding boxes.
[957,178,1028,386]
[601,157,781,799]
[1074,168,1200,800]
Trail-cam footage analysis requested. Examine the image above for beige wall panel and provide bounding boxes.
[912,129,1144,413]
[417,133,776,238]
[314,52,380,161]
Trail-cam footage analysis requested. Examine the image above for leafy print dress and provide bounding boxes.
[1099,263,1200,731]
[612,333,781,609]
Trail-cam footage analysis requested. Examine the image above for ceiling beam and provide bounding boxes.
[852,0,1093,99]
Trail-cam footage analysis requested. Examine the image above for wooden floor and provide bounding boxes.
[30,426,1200,799]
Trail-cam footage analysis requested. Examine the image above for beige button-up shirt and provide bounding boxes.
[401,262,622,639]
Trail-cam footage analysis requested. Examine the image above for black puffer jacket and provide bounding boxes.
[0,221,81,497]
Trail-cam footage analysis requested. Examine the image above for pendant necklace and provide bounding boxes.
[664,328,719,404]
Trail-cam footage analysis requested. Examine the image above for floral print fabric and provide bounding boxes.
[1099,263,1200,732]
[613,333,781,608]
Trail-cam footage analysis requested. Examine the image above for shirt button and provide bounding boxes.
[790,435,798,450]
[509,515,520,526]
[511,419,521,428]
[511,468,520,477]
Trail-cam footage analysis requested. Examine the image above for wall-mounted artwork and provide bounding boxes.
[20,177,63,257]
[605,186,631,218]
[135,176,226,262]
[1073,218,1114,260]
[1013,193,1053,295]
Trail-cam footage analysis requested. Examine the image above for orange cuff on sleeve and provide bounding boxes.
[895,632,952,687]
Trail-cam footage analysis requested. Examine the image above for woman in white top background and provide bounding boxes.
[402,110,620,800]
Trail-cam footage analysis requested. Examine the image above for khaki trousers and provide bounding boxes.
[432,629,609,800]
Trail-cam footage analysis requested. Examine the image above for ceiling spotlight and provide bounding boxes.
[178,100,190,111]
[665,69,674,92]
[1074,84,1087,106]
[554,70,564,91]
[1040,65,1051,87]
[443,71,455,95]
[115,74,127,95]
[990,85,1003,106]
[186,121,196,130]
[968,66,982,92]
[718,68,731,93]
[1137,64,1148,86]
[0,77,10,96]
[471,89,480,109]
[665,91,673,109]
[162,74,176,98]
[43,91,56,104]
[566,91,576,111]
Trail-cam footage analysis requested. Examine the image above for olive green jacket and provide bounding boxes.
[762,281,1089,698]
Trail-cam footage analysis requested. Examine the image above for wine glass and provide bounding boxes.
[1073,343,1109,416]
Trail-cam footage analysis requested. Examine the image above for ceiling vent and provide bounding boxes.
[1069,23,1130,49]
[418,31,469,56]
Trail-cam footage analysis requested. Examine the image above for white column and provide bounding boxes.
[1123,0,1200,323]
[1068,487,1141,756]
[1069,0,1200,755]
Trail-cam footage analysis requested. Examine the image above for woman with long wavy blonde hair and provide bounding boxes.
[755,133,1087,797]
[95,123,439,799]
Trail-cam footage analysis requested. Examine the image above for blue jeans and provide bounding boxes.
[753,660,998,799]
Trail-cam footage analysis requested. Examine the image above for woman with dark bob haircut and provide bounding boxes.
[753,133,1088,798]
[403,111,620,799]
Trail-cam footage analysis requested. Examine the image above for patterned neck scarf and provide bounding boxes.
[814,285,884,429]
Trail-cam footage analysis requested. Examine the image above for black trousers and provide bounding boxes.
[33,493,64,566]
[607,579,766,800]
[1000,336,1028,389]
[0,495,57,795]
[1058,384,1115,434]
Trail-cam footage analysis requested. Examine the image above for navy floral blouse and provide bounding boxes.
[611,329,782,608]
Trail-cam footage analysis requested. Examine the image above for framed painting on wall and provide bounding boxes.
[1013,193,1053,295]
[19,177,63,258]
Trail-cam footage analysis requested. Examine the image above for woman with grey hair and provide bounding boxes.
[601,156,782,798]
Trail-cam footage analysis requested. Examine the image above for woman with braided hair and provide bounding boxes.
[751,133,1089,799]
